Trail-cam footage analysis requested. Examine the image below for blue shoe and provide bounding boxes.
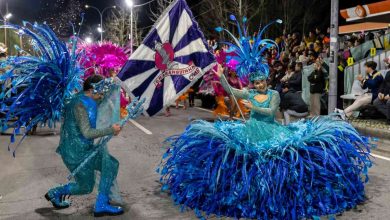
[45,184,71,209]
[94,193,124,217]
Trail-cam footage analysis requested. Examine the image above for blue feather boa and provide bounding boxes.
[159,117,371,219]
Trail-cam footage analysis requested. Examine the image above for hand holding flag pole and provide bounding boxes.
[213,64,246,122]
[67,97,146,180]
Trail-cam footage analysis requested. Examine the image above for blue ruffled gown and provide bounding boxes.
[159,77,372,219]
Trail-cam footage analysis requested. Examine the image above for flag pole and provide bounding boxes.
[216,71,247,122]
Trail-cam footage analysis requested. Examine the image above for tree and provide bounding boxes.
[149,0,175,22]
[104,7,143,47]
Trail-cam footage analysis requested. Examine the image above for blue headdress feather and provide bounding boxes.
[215,16,282,81]
[0,19,85,156]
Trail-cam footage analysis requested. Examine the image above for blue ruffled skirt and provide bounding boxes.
[159,117,372,219]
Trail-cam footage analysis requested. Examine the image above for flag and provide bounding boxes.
[117,0,215,116]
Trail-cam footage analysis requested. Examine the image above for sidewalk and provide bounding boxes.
[350,118,390,138]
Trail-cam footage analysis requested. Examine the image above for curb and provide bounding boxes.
[352,122,390,153]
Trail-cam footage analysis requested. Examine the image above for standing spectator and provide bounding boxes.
[336,61,383,119]
[373,61,390,124]
[188,86,195,107]
[308,61,325,117]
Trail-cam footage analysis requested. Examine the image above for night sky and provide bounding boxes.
[1,0,385,38]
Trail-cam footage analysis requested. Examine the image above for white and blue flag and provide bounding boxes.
[118,0,215,116]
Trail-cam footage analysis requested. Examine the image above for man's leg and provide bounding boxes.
[344,94,372,117]
[310,93,321,117]
[94,152,123,217]
[386,100,390,121]
[46,161,95,209]
[373,98,387,117]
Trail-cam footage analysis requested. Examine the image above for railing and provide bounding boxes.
[344,50,390,94]
[347,33,390,63]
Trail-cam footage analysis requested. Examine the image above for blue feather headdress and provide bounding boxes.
[0,20,85,156]
[215,15,282,81]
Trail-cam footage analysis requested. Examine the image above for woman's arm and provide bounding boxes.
[220,76,249,99]
[74,103,114,139]
[250,91,280,116]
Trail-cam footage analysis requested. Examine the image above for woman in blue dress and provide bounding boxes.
[159,17,372,219]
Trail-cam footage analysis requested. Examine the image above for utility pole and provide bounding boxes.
[328,0,339,114]
[239,0,242,17]
[5,2,8,49]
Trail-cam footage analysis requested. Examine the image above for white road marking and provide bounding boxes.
[371,153,390,162]
[129,119,153,135]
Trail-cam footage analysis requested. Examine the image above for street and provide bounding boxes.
[1,106,390,220]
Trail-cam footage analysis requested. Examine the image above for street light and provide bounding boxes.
[97,26,103,33]
[85,5,116,41]
[125,0,134,55]
[124,0,155,54]
[18,29,24,50]
[4,13,12,20]
[3,13,12,50]
[125,0,134,7]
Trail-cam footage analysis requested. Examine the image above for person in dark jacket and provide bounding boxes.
[337,61,383,118]
[308,61,325,116]
[373,69,390,124]
[280,62,308,113]
[268,61,285,93]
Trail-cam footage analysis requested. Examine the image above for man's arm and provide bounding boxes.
[362,74,383,90]
[74,103,114,139]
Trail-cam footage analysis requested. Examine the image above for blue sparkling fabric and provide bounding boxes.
[56,88,121,200]
[159,88,372,219]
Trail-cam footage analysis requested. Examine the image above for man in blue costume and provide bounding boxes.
[45,75,124,217]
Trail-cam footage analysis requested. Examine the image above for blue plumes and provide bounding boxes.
[159,117,371,219]
[215,17,282,81]
[0,22,84,154]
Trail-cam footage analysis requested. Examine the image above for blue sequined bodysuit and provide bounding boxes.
[56,94,119,196]
[159,77,372,219]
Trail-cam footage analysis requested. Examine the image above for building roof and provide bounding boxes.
[339,22,389,34]
[340,0,390,22]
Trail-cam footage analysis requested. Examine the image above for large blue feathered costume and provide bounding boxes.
[0,22,84,155]
[159,16,372,219]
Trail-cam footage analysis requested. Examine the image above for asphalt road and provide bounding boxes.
[0,106,389,220]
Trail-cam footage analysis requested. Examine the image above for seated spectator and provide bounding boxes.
[281,63,295,86]
[268,61,285,93]
[373,60,390,124]
[336,61,384,119]
[280,62,308,114]
[308,61,325,117]
[307,51,317,65]
[313,40,322,54]
[304,31,316,46]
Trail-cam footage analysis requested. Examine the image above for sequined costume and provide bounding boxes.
[55,93,118,197]
[159,16,372,219]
